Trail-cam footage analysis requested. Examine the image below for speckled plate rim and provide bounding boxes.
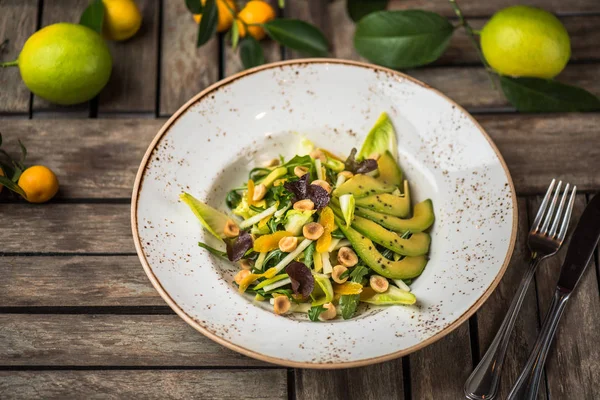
[131,58,518,369]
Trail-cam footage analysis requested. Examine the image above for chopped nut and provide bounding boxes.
[273,295,291,315]
[370,275,389,293]
[293,199,315,211]
[303,222,324,240]
[239,259,253,270]
[337,246,358,267]
[234,269,251,285]
[338,170,354,179]
[332,265,348,284]
[309,149,327,162]
[294,166,309,177]
[224,219,240,238]
[252,183,267,201]
[278,236,298,252]
[319,302,337,321]
[264,158,280,167]
[311,179,331,194]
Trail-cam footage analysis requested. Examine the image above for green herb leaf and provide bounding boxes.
[308,305,325,321]
[225,190,242,209]
[185,0,203,14]
[79,0,105,34]
[347,0,388,22]
[198,241,228,258]
[0,176,26,198]
[354,10,453,69]
[239,36,265,69]
[339,269,351,280]
[17,139,26,165]
[303,242,316,269]
[231,19,240,50]
[263,19,329,57]
[499,76,600,112]
[350,265,369,282]
[197,0,218,48]
[339,294,360,319]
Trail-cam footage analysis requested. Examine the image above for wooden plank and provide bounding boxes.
[531,195,600,399]
[285,0,331,59]
[0,0,37,114]
[0,369,288,400]
[0,204,133,253]
[0,314,267,367]
[98,0,159,113]
[31,0,90,116]
[388,0,600,17]
[160,0,219,116]
[475,198,547,399]
[295,359,404,400]
[0,256,162,307]
[410,323,472,399]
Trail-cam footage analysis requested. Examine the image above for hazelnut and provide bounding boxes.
[370,275,389,293]
[293,199,315,211]
[278,236,298,252]
[223,219,240,238]
[311,179,331,194]
[264,158,280,167]
[337,247,358,267]
[273,295,291,315]
[252,183,267,201]
[234,269,251,285]
[294,166,309,177]
[309,149,327,162]
[239,259,253,270]
[303,222,324,240]
[319,303,337,321]
[332,265,348,284]
[338,171,354,179]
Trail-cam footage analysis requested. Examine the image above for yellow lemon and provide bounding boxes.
[18,165,59,203]
[236,0,276,40]
[193,0,237,33]
[480,5,570,78]
[102,0,142,41]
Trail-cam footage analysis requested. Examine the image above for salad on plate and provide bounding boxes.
[181,113,435,321]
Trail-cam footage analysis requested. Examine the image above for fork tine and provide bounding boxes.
[532,179,556,233]
[540,181,562,234]
[549,183,570,237]
[557,186,577,241]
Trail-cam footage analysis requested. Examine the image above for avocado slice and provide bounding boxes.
[351,214,430,256]
[259,166,287,188]
[377,151,403,187]
[336,221,427,279]
[354,180,410,217]
[333,174,396,198]
[356,199,435,233]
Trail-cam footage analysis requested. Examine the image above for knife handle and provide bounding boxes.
[508,288,570,400]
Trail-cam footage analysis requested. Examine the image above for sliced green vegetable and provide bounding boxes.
[273,239,314,273]
[297,136,315,156]
[263,277,292,292]
[284,209,315,235]
[311,273,334,306]
[353,180,410,217]
[304,242,316,269]
[339,193,355,227]
[377,150,403,187]
[180,192,231,241]
[254,273,289,290]
[360,285,416,305]
[314,158,323,180]
[258,166,287,187]
[356,199,435,233]
[254,251,267,270]
[357,112,398,161]
[324,157,345,172]
[198,241,227,258]
[239,205,278,230]
[333,174,396,198]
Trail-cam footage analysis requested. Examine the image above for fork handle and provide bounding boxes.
[464,257,541,400]
[507,288,570,400]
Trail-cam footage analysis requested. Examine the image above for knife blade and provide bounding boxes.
[557,193,600,293]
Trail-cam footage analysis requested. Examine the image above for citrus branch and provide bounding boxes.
[0,60,18,68]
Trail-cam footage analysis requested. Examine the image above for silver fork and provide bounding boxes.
[464,179,577,400]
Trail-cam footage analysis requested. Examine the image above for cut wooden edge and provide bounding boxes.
[131,58,519,369]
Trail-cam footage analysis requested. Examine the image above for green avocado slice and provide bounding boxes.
[356,199,435,233]
[259,166,287,188]
[354,180,410,217]
[332,174,396,198]
[336,218,427,280]
[377,151,403,187]
[351,214,430,256]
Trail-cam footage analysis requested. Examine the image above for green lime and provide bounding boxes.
[480,5,570,79]
[17,23,112,105]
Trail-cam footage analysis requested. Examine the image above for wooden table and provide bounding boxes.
[1,0,599,398]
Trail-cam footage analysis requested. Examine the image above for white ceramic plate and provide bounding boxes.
[132,59,517,368]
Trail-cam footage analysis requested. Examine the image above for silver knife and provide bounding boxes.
[508,193,600,400]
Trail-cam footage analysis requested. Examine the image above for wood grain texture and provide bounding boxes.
[0,0,37,114]
[31,0,90,116]
[475,198,547,399]
[0,204,133,253]
[160,0,219,116]
[410,323,472,399]
[99,0,159,113]
[388,0,600,17]
[0,369,287,400]
[530,195,600,399]
[285,0,331,59]
[0,314,267,367]
[295,359,404,400]
[0,256,161,307]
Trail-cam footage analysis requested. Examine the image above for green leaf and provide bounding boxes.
[354,10,453,69]
[231,19,240,50]
[197,0,218,48]
[347,0,388,22]
[499,76,600,112]
[339,294,360,319]
[17,139,27,164]
[0,176,26,198]
[357,112,397,161]
[198,241,228,258]
[263,19,329,57]
[239,36,265,69]
[79,0,105,34]
[185,0,203,14]
[308,305,325,321]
